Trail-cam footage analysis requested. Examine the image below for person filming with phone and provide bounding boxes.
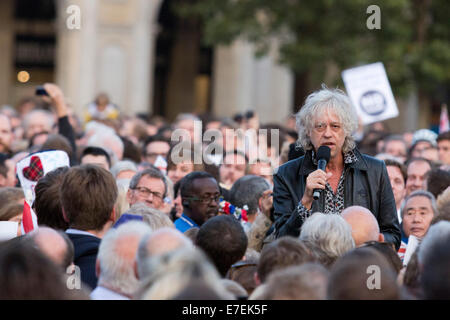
[273,85,401,250]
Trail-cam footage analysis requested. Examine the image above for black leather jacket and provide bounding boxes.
[273,148,401,250]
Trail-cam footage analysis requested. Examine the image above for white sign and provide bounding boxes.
[16,150,70,204]
[342,62,399,125]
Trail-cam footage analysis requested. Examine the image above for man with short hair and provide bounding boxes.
[437,131,450,165]
[327,247,400,299]
[341,206,385,247]
[196,215,248,277]
[0,154,16,188]
[142,135,171,165]
[383,135,407,163]
[405,158,432,197]
[256,237,315,284]
[80,146,111,170]
[175,171,220,232]
[30,227,74,270]
[91,221,152,300]
[127,167,167,210]
[398,190,437,261]
[61,165,118,289]
[385,159,407,222]
[23,109,55,140]
[219,150,248,190]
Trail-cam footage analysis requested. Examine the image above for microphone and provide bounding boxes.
[313,146,331,200]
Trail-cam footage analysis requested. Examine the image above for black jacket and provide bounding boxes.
[67,233,101,290]
[273,148,401,250]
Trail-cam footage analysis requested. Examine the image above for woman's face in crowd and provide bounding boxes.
[167,161,194,184]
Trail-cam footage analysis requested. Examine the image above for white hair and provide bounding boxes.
[296,85,358,153]
[110,160,138,179]
[23,109,55,132]
[97,221,152,296]
[417,221,450,265]
[137,247,233,300]
[299,212,355,259]
[127,202,174,230]
[114,178,131,219]
[87,131,124,165]
[136,228,192,280]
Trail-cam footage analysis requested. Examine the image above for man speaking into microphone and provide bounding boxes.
[273,86,401,250]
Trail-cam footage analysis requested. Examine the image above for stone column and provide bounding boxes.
[212,39,293,124]
[56,0,162,118]
[0,0,14,105]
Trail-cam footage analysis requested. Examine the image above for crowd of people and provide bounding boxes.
[0,83,449,300]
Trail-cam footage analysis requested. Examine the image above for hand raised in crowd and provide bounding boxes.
[42,83,68,118]
[301,169,333,209]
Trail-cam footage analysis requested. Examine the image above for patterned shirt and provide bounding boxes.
[296,150,358,222]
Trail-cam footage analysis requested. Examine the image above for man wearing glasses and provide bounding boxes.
[273,86,401,250]
[174,171,221,233]
[127,167,167,210]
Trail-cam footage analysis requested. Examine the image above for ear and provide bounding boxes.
[61,207,69,223]
[126,189,133,204]
[0,175,6,187]
[254,272,261,286]
[95,259,101,278]
[378,233,385,242]
[134,261,139,280]
[110,207,116,222]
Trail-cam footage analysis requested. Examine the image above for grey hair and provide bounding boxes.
[400,190,438,218]
[136,228,192,280]
[87,131,124,165]
[129,167,167,198]
[23,109,55,131]
[417,221,450,264]
[174,113,200,124]
[127,202,174,230]
[299,212,355,259]
[296,85,358,153]
[97,221,152,296]
[110,160,138,179]
[136,247,233,300]
[229,175,271,215]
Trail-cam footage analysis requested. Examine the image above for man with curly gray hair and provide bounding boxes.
[273,85,401,250]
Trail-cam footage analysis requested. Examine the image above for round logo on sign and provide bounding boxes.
[359,90,387,116]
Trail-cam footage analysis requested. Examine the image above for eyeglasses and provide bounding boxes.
[133,186,164,201]
[313,122,342,133]
[184,195,222,204]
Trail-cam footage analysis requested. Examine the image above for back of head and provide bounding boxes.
[0,237,83,299]
[361,241,403,275]
[137,247,231,300]
[110,160,138,179]
[0,187,24,208]
[136,227,192,279]
[261,263,329,300]
[127,202,174,230]
[34,166,69,230]
[426,169,450,199]
[341,206,381,246]
[418,221,450,299]
[60,165,118,231]
[229,175,270,216]
[327,247,400,300]
[97,221,152,296]
[300,212,355,261]
[30,227,74,270]
[196,215,248,277]
[40,134,73,160]
[220,279,248,300]
[258,236,315,283]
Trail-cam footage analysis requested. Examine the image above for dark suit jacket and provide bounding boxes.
[273,148,401,250]
[67,233,101,290]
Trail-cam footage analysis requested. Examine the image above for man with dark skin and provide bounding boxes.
[174,172,221,233]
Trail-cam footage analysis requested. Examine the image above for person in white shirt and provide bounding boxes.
[91,221,152,300]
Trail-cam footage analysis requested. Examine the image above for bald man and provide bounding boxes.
[341,206,385,247]
[30,227,74,270]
